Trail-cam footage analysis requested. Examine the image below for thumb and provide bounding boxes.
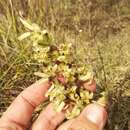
[79,103,108,130]
[57,103,107,130]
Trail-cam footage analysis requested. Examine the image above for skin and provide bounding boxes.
[0,80,107,130]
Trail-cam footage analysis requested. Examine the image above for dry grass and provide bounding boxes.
[0,0,130,130]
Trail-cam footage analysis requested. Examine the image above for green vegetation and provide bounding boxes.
[0,0,130,130]
[19,19,104,119]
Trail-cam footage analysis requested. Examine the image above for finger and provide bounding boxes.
[31,104,65,130]
[80,103,108,130]
[73,103,108,130]
[57,103,108,130]
[83,79,96,92]
[57,117,98,130]
[1,80,51,127]
[57,119,74,130]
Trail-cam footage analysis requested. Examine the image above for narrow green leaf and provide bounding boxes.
[20,18,34,31]
[18,32,31,41]
[34,72,49,79]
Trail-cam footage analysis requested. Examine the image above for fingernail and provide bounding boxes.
[83,103,108,130]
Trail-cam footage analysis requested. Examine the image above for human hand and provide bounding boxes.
[0,80,107,130]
